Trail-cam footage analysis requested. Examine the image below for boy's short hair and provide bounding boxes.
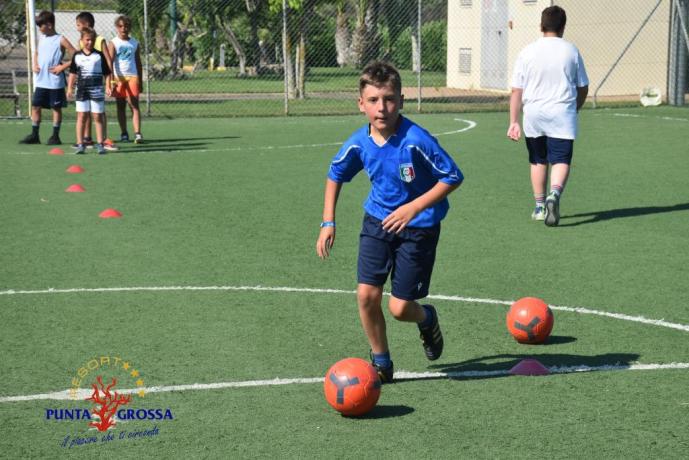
[80,27,97,39]
[359,61,402,95]
[541,6,566,33]
[76,12,95,27]
[115,15,132,28]
[35,11,55,27]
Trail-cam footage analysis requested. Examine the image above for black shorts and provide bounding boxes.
[357,213,440,301]
[32,87,67,110]
[526,136,574,165]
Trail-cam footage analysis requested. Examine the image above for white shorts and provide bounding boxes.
[76,99,105,114]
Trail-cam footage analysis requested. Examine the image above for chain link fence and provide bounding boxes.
[1,0,688,118]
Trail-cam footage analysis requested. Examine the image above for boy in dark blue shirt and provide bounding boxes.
[316,62,463,383]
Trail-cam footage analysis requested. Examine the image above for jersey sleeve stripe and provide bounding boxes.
[331,144,361,164]
[409,144,461,181]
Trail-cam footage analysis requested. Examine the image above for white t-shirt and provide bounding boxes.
[111,36,139,77]
[511,37,589,140]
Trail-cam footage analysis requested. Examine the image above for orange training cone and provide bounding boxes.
[66,165,84,173]
[49,148,64,155]
[65,184,85,193]
[99,208,122,218]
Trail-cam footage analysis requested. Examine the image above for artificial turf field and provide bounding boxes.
[1,106,688,458]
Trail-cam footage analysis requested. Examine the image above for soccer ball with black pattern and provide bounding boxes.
[323,358,381,416]
[506,297,554,344]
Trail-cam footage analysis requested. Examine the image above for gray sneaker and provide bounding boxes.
[545,193,560,227]
[96,143,107,155]
[75,144,86,154]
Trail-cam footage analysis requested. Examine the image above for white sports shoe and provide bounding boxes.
[531,206,546,221]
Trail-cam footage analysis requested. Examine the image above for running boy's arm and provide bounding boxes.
[316,178,343,259]
[381,181,460,234]
[507,87,523,141]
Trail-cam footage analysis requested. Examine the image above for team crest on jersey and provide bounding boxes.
[399,163,415,183]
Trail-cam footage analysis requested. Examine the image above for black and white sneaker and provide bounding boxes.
[544,192,560,227]
[418,304,443,361]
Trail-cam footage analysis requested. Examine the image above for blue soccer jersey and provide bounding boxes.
[328,116,463,228]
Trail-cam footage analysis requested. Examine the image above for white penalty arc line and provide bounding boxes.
[1,284,688,333]
[2,362,689,403]
[9,118,477,155]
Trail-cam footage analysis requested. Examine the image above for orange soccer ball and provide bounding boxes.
[323,357,381,416]
[506,297,554,344]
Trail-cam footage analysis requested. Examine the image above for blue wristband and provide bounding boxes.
[320,221,336,228]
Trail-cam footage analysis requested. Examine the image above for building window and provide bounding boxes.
[459,48,472,74]
[460,0,472,7]
[523,0,537,4]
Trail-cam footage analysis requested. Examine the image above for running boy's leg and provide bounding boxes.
[358,283,394,383]
[357,283,388,354]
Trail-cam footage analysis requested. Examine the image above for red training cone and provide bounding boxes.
[65,184,85,193]
[99,208,122,218]
[509,359,550,376]
[49,148,64,155]
[66,165,84,173]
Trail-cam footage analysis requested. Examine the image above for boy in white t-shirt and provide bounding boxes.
[507,6,589,227]
[108,15,143,144]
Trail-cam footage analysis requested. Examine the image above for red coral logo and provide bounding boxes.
[86,376,132,432]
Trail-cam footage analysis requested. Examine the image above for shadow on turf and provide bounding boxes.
[423,352,640,381]
[119,141,213,153]
[345,405,415,419]
[152,136,240,142]
[560,202,689,226]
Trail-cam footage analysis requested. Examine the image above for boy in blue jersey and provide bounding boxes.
[316,61,463,383]
[20,11,76,145]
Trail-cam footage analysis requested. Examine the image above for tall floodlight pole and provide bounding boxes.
[144,0,152,115]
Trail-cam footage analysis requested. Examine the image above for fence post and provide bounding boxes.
[282,0,289,115]
[143,0,151,116]
[669,0,689,105]
[417,0,422,113]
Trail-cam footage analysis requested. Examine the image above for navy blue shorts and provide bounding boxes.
[357,213,440,301]
[32,87,67,110]
[526,136,574,165]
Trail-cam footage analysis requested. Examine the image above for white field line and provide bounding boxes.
[1,284,688,333]
[8,118,477,155]
[2,362,689,403]
[609,112,689,122]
